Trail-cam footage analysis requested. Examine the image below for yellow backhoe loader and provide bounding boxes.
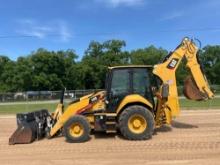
[9,37,214,144]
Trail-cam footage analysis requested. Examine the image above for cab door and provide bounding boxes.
[132,68,155,107]
[106,68,131,112]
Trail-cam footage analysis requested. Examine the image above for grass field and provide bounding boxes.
[179,97,220,109]
[0,102,57,114]
[0,97,219,114]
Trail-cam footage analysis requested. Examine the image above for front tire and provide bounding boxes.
[119,105,154,140]
[63,115,91,143]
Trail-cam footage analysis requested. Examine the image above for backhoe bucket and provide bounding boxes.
[9,109,50,145]
[183,76,206,101]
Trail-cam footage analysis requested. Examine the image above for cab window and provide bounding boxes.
[111,69,130,96]
[133,69,150,96]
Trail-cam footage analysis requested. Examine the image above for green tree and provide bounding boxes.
[85,41,103,59]
[0,41,219,92]
[130,46,167,65]
[200,45,220,84]
[103,40,126,55]
[0,56,15,91]
[81,40,129,89]
[30,48,78,90]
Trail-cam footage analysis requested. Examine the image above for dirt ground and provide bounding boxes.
[0,110,220,165]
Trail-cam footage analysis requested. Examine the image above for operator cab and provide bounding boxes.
[105,65,156,112]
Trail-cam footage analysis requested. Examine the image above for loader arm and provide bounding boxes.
[49,92,103,137]
[153,37,214,125]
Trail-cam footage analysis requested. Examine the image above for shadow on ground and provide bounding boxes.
[92,131,118,139]
[82,120,199,141]
[154,120,198,135]
[171,120,198,129]
[154,125,172,133]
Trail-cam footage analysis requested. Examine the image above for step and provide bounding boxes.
[106,121,116,125]
[106,130,117,133]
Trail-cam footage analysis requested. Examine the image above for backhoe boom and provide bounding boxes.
[153,37,214,125]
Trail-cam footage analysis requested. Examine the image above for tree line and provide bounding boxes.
[0,40,219,92]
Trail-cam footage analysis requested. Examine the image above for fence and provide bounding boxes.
[0,86,219,114]
[0,85,220,102]
[0,89,103,102]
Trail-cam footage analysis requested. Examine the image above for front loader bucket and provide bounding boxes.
[9,109,50,145]
[183,76,207,101]
[9,123,36,145]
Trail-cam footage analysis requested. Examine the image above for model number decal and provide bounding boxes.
[167,58,179,69]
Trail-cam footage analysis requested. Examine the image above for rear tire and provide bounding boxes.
[63,115,91,143]
[119,105,154,140]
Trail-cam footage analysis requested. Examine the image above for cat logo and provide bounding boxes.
[167,58,179,69]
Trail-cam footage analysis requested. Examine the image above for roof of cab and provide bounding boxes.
[108,65,153,69]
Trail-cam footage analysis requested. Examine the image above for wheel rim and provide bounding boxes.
[128,114,147,134]
[69,122,84,138]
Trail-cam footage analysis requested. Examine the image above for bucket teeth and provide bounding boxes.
[183,76,207,101]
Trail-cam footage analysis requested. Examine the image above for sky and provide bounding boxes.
[0,0,220,60]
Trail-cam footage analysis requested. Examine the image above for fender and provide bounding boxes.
[116,94,153,114]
